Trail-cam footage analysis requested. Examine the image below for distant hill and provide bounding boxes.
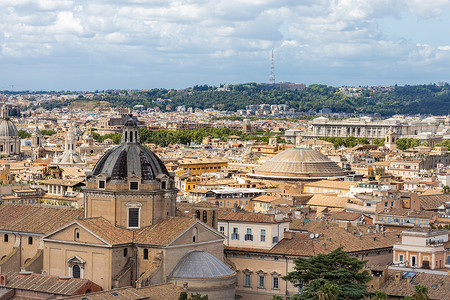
[25,83,450,116]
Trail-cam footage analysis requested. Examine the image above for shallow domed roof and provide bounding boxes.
[170,250,234,278]
[252,147,346,180]
[0,119,18,137]
[91,117,169,180]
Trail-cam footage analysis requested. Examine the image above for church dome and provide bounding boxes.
[91,118,169,180]
[0,119,19,137]
[252,147,346,180]
[170,250,234,278]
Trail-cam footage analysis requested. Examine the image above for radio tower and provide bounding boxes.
[269,46,275,84]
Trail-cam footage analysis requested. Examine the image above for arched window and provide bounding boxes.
[195,210,200,219]
[192,227,198,243]
[74,228,80,241]
[202,210,208,223]
[72,265,81,278]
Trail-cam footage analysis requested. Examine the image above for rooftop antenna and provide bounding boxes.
[269,46,275,84]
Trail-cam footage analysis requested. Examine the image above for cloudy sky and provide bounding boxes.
[1,0,450,91]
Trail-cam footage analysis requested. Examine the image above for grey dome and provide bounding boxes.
[253,147,346,179]
[92,143,169,180]
[0,119,19,137]
[91,116,169,180]
[170,250,234,278]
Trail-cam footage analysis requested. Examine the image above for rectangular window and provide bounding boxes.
[28,236,33,245]
[4,234,8,242]
[130,182,139,190]
[244,274,251,287]
[143,248,149,260]
[272,236,278,244]
[231,228,239,240]
[258,275,265,288]
[98,180,105,189]
[245,228,253,241]
[219,226,225,234]
[128,208,139,227]
[399,254,404,262]
[446,255,450,264]
[261,229,266,242]
[273,277,279,289]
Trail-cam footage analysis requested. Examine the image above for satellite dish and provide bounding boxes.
[309,233,315,239]
[315,233,319,239]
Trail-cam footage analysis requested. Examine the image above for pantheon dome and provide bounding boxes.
[249,147,346,181]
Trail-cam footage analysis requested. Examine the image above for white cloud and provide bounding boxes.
[0,0,449,89]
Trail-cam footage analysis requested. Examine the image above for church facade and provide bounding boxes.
[38,117,236,299]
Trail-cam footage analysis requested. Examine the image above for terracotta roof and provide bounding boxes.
[135,217,197,246]
[39,178,84,186]
[419,194,450,210]
[307,194,349,208]
[217,208,288,224]
[1,271,97,296]
[374,270,450,300]
[378,208,436,218]
[0,204,82,234]
[252,195,284,203]
[323,211,363,221]
[76,218,133,245]
[303,179,355,190]
[271,227,400,257]
[63,283,184,300]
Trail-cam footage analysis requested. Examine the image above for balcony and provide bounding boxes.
[244,234,253,241]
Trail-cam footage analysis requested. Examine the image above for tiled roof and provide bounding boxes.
[269,227,401,257]
[307,194,349,208]
[303,179,355,190]
[378,208,436,218]
[252,195,284,203]
[419,194,450,210]
[1,271,95,296]
[217,208,288,224]
[374,270,450,300]
[323,211,363,221]
[0,204,82,234]
[62,283,184,300]
[134,217,197,246]
[76,218,133,245]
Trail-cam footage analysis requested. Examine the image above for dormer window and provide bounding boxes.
[98,180,105,189]
[130,182,139,190]
[161,181,166,189]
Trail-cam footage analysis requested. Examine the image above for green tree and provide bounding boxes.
[396,138,420,150]
[373,290,387,300]
[178,292,188,300]
[18,130,31,138]
[443,185,450,194]
[40,130,57,136]
[270,295,284,300]
[188,293,208,300]
[411,285,429,300]
[283,247,371,300]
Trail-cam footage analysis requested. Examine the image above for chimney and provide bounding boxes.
[18,271,32,277]
[283,231,296,240]
[59,276,71,281]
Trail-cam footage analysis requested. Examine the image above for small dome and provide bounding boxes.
[0,119,19,137]
[170,250,234,278]
[252,147,346,179]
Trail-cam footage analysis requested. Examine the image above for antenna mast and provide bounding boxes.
[269,46,275,84]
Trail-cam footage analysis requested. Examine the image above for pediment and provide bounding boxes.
[170,220,225,246]
[43,222,111,246]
